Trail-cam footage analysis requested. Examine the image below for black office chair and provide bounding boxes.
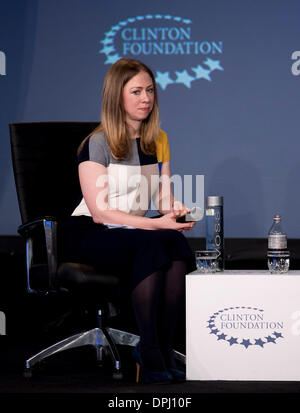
[9,122,141,378]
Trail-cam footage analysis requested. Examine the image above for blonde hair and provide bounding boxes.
[80,58,160,160]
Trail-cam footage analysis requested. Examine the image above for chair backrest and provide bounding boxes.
[10,122,99,224]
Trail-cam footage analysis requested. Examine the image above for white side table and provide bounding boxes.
[186,270,300,381]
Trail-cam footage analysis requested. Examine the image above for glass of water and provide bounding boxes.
[267,250,290,274]
[195,250,220,273]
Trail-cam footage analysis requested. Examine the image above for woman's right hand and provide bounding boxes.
[156,211,195,232]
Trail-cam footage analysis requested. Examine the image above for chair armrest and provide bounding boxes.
[19,217,58,293]
[18,216,56,237]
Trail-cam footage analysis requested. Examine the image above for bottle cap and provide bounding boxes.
[206,196,223,207]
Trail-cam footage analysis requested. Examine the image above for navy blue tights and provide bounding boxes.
[131,260,187,371]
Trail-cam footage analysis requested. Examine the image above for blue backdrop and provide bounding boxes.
[1,0,300,238]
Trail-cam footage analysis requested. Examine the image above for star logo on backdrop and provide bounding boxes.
[155,71,174,91]
[203,57,224,71]
[98,14,224,90]
[154,57,223,90]
[206,307,284,349]
[174,70,195,88]
[192,65,212,81]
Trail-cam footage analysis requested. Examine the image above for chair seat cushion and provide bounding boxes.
[57,262,120,299]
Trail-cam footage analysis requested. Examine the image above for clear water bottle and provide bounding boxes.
[206,196,224,271]
[267,215,290,274]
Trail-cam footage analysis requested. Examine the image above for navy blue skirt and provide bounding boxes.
[59,216,196,290]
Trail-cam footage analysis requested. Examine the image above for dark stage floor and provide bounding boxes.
[1,339,300,395]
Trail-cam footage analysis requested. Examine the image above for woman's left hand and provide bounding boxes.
[172,200,191,218]
[171,200,196,232]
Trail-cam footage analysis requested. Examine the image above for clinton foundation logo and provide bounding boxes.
[99,14,223,90]
[207,307,284,349]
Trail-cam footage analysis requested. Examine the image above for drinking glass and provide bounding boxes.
[195,250,220,273]
[267,250,290,274]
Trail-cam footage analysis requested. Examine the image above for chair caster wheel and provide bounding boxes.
[24,369,33,378]
[112,371,123,380]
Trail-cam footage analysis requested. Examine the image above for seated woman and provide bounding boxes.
[60,58,196,383]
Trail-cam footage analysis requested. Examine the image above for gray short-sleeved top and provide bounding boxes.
[72,130,170,219]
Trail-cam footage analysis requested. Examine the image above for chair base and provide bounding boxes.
[24,327,186,378]
[24,327,139,378]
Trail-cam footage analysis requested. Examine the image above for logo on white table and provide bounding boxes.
[207,307,284,349]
